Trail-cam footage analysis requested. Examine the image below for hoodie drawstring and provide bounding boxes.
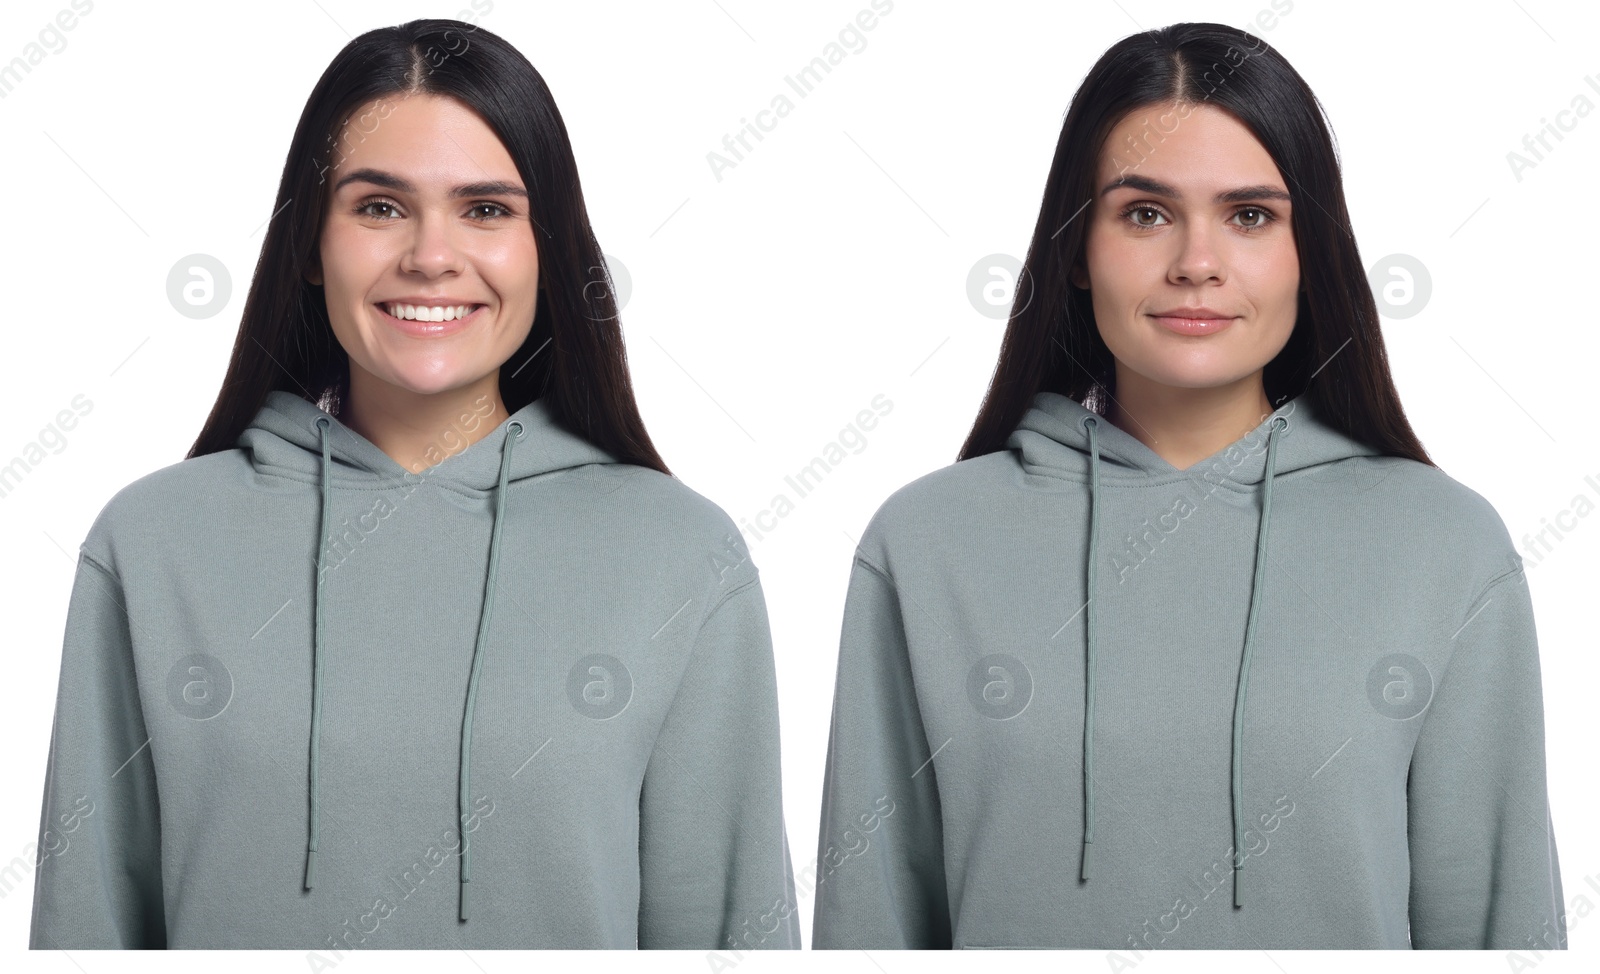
[1076,412,1288,907]
[458,418,521,919]
[302,415,524,924]
[1229,414,1287,906]
[304,417,333,892]
[1079,416,1102,882]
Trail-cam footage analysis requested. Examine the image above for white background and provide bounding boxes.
[1,0,1595,970]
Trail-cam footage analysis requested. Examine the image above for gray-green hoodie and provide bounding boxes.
[28,390,800,950]
[812,391,1566,950]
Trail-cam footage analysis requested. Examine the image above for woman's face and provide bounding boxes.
[1072,101,1299,394]
[309,92,538,399]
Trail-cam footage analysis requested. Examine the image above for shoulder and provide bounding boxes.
[1333,456,1524,584]
[575,464,758,603]
[79,450,248,577]
[854,452,1017,572]
[578,463,744,542]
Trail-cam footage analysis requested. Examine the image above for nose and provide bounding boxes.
[1168,220,1225,286]
[398,211,466,277]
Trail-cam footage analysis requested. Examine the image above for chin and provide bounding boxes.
[373,369,474,398]
[1127,361,1261,391]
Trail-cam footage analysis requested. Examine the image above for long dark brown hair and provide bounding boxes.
[187,18,669,475]
[958,22,1432,468]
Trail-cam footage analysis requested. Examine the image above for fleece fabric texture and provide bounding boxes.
[29,390,799,950]
[812,391,1566,950]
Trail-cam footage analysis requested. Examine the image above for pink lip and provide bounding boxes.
[1150,313,1236,336]
[375,303,485,337]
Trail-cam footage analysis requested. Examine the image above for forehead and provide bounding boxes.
[326,92,519,186]
[1096,102,1284,194]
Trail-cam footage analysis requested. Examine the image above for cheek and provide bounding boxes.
[1229,241,1298,311]
[319,226,389,296]
[1083,230,1146,318]
[1259,228,1300,288]
[1256,249,1301,318]
[477,243,541,301]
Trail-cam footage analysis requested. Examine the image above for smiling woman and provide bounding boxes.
[28,18,800,951]
[305,91,543,462]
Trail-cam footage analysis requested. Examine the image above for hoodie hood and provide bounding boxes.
[1006,391,1381,485]
[239,390,621,921]
[240,390,620,492]
[1005,391,1380,906]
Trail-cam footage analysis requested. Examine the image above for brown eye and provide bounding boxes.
[356,200,399,219]
[1123,205,1166,228]
[1233,207,1275,230]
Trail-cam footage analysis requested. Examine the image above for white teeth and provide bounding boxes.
[384,303,478,321]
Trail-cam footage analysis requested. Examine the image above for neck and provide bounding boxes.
[337,368,512,474]
[1105,368,1276,472]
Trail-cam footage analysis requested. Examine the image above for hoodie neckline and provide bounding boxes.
[235,388,624,922]
[1004,388,1383,908]
[242,389,620,494]
[1006,391,1380,488]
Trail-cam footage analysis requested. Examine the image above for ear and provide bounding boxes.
[1069,262,1090,290]
[305,260,322,287]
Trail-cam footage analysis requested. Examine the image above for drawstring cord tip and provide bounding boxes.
[1080,838,1092,881]
[303,848,317,890]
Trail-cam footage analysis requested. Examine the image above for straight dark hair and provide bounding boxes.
[188,18,669,475]
[958,22,1432,468]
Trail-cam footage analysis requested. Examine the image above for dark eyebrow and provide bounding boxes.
[331,168,528,199]
[1099,174,1292,204]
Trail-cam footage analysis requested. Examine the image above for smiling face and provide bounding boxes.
[1072,101,1299,397]
[308,92,538,400]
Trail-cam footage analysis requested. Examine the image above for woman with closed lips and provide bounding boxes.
[812,21,1565,950]
[29,18,800,950]
[1069,101,1302,465]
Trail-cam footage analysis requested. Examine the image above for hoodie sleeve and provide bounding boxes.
[812,557,952,949]
[1407,562,1566,950]
[637,577,800,950]
[29,553,166,949]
